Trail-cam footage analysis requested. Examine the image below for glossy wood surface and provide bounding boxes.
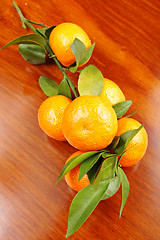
[0,0,160,239]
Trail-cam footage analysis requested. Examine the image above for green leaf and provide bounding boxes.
[66,181,109,238]
[69,40,95,73]
[19,44,46,65]
[56,151,99,184]
[102,174,121,200]
[79,152,102,181]
[114,124,144,155]
[108,136,120,150]
[101,151,117,158]
[123,111,137,118]
[93,156,118,189]
[39,76,59,97]
[36,27,48,37]
[1,33,46,50]
[45,25,57,39]
[93,166,102,189]
[118,167,130,218]
[58,78,72,99]
[78,65,104,96]
[79,43,95,65]
[70,38,87,73]
[112,100,132,118]
[37,25,57,39]
[98,156,118,181]
[87,158,103,184]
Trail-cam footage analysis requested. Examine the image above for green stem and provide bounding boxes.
[13,1,37,33]
[46,43,78,98]
[13,1,78,98]
[27,20,47,27]
[25,21,37,33]
[55,58,78,98]
[13,1,26,29]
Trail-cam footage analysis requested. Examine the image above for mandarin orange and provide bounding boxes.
[100,78,125,106]
[62,95,118,151]
[38,95,72,141]
[116,117,148,167]
[49,22,91,67]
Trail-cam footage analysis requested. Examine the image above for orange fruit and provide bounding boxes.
[38,95,72,141]
[49,22,91,67]
[116,117,148,167]
[62,95,118,151]
[65,151,90,192]
[100,78,125,106]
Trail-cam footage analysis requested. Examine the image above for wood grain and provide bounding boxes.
[0,0,160,239]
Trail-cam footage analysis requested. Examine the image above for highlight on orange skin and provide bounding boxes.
[100,78,125,106]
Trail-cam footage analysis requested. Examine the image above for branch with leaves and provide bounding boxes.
[57,114,143,237]
[2,2,95,99]
[1,2,146,238]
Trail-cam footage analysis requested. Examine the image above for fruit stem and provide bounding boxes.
[13,1,37,33]
[13,1,78,99]
[27,20,47,27]
[54,58,78,97]
[45,42,78,98]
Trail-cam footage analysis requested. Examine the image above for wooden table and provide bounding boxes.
[0,0,160,239]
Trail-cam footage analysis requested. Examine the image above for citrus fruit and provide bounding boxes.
[65,151,90,192]
[62,95,118,151]
[100,78,125,105]
[38,95,72,141]
[49,22,91,67]
[116,117,148,167]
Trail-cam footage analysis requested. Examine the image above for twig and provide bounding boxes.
[12,1,78,98]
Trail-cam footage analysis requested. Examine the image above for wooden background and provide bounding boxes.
[0,0,160,239]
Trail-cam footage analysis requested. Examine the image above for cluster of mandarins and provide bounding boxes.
[38,23,148,192]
